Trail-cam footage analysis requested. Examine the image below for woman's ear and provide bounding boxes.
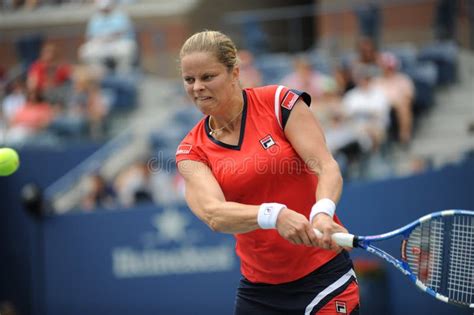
[232,66,240,85]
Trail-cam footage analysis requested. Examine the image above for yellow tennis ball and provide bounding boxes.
[0,148,20,176]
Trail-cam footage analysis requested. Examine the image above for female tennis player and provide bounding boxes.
[175,30,359,315]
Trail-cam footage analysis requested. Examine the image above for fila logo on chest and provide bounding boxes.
[259,135,276,150]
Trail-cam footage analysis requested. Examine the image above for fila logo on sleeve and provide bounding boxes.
[260,135,276,150]
[281,91,299,110]
[176,144,192,155]
[335,301,347,314]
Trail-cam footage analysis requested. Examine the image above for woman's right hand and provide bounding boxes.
[276,208,319,247]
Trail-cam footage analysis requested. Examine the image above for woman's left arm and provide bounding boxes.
[284,99,347,250]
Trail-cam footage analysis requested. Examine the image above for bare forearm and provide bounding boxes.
[180,160,262,234]
[315,159,343,204]
[193,200,260,234]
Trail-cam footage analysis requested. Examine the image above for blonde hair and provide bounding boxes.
[179,30,238,71]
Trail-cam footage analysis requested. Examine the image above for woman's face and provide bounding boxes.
[181,51,238,115]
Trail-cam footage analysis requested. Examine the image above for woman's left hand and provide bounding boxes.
[311,213,348,251]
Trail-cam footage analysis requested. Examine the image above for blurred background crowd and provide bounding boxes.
[0,0,472,214]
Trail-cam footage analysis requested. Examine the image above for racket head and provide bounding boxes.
[401,210,474,308]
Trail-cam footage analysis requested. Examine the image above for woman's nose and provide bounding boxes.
[193,80,205,91]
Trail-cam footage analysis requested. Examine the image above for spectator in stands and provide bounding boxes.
[2,78,27,127]
[5,89,54,145]
[62,65,109,137]
[355,36,381,68]
[311,77,371,170]
[114,159,153,207]
[24,0,38,10]
[27,42,71,103]
[334,61,356,93]
[342,65,391,151]
[147,158,184,205]
[81,173,116,211]
[79,0,137,74]
[434,0,458,41]
[49,65,110,139]
[0,65,6,87]
[237,50,262,88]
[310,77,345,130]
[2,0,37,10]
[373,52,415,144]
[354,1,381,45]
[280,56,328,100]
[337,37,381,96]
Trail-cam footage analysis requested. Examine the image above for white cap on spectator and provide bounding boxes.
[96,0,114,10]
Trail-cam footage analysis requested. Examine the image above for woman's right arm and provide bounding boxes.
[177,159,259,234]
[177,160,318,246]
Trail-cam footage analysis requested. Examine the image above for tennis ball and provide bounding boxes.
[0,148,20,176]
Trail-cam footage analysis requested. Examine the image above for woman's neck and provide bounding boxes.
[209,92,244,134]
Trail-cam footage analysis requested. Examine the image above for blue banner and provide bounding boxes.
[43,205,241,315]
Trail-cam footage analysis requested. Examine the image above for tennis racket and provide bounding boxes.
[315,209,474,308]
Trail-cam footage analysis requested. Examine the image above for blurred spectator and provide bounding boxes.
[1,0,35,10]
[5,89,54,145]
[354,36,381,69]
[2,78,27,126]
[237,50,262,88]
[373,52,415,144]
[79,0,137,74]
[342,65,391,151]
[114,160,153,207]
[27,42,71,103]
[80,173,116,211]
[434,0,458,40]
[334,61,356,93]
[172,172,185,200]
[70,65,110,138]
[24,0,38,10]
[280,56,328,100]
[337,37,381,93]
[148,158,183,205]
[354,1,381,45]
[311,77,371,171]
[0,65,6,87]
[51,65,110,139]
[311,77,345,130]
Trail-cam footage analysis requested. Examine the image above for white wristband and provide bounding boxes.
[257,203,286,229]
[310,198,336,222]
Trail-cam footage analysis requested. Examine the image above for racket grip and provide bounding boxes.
[313,229,355,248]
[332,233,355,248]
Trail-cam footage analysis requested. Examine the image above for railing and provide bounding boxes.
[44,130,135,214]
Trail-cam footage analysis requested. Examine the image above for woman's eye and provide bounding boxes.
[184,78,194,84]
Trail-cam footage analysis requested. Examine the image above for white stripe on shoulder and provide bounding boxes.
[274,85,284,129]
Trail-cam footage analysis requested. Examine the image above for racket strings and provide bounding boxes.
[427,220,444,290]
[447,215,474,305]
[405,219,444,291]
